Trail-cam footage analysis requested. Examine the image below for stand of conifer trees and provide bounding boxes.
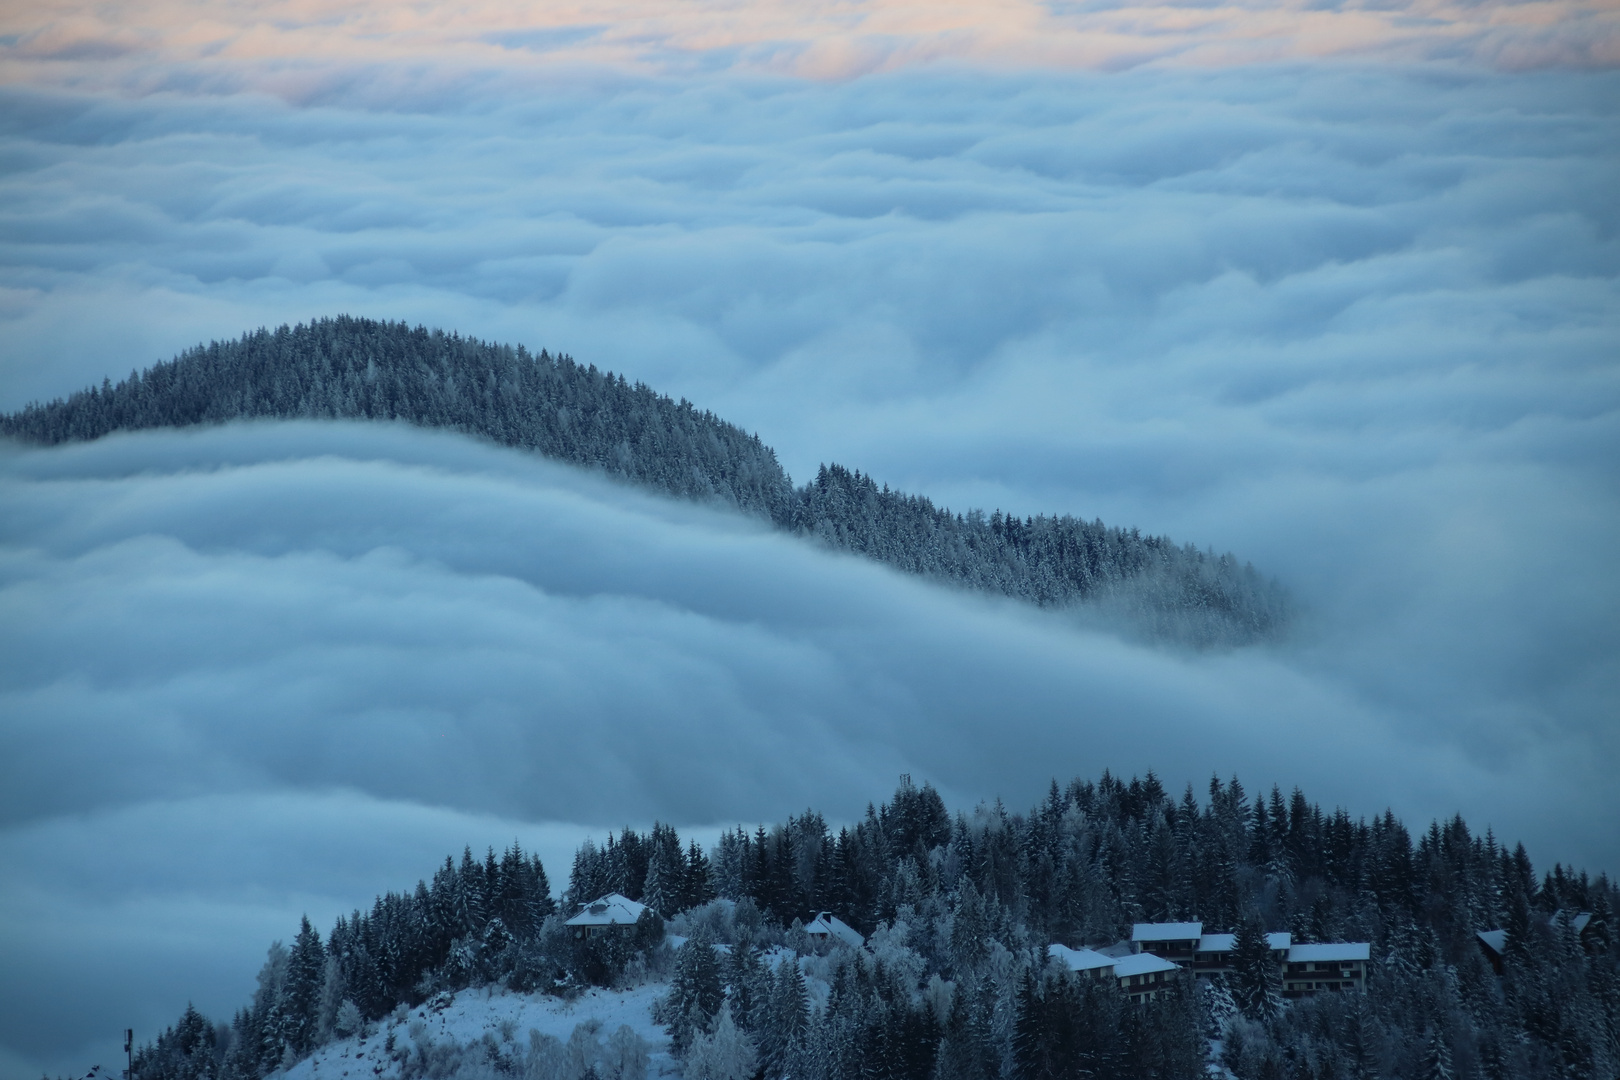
[2,317,1289,646]
[125,774,1617,1080]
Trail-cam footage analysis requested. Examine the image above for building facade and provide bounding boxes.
[1100,923,1372,1000]
[1131,922,1203,963]
[1282,943,1370,996]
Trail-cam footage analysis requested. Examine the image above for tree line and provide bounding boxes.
[0,317,1288,646]
[123,772,1617,1080]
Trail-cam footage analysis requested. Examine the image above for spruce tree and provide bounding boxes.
[758,959,809,1075]
[643,835,682,919]
[281,920,325,1060]
[724,944,770,1034]
[682,1003,756,1080]
[1421,1026,1456,1080]
[664,932,724,1055]
[1233,914,1282,1023]
[1011,972,1053,1080]
[684,840,716,910]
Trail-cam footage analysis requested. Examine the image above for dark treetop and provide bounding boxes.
[1,316,1289,646]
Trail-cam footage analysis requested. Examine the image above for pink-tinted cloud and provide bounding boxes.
[2,0,1616,98]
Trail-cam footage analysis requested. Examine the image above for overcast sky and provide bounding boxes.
[1,1,1618,1077]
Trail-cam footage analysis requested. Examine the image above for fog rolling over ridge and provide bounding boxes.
[0,40,1617,1080]
[2,317,1288,647]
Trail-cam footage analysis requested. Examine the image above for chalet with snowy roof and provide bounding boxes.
[1192,931,1291,974]
[804,912,865,950]
[1475,929,1508,975]
[1113,953,1184,1002]
[1557,910,1595,941]
[1283,942,1369,997]
[1048,943,1117,979]
[1049,943,1184,1001]
[564,893,646,938]
[1131,922,1202,963]
[1476,911,1593,975]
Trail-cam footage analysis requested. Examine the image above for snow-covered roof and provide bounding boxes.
[1287,942,1370,963]
[1196,932,1290,953]
[804,912,864,949]
[565,893,647,927]
[1131,921,1202,942]
[1570,912,1593,935]
[1476,929,1507,956]
[1113,953,1181,977]
[1048,944,1116,973]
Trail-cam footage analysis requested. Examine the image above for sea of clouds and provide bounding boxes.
[2,415,1613,1077]
[0,32,1617,1080]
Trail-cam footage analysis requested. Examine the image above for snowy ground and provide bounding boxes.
[282,982,678,1080]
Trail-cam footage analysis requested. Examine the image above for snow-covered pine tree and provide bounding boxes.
[723,945,769,1034]
[568,841,605,908]
[600,1025,650,1080]
[642,827,683,918]
[662,932,724,1055]
[757,957,809,1075]
[279,917,324,1059]
[681,1004,756,1080]
[1232,913,1282,1023]
[1422,1025,1457,1080]
[681,839,715,911]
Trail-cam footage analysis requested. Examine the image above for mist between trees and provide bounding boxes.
[119,773,1617,1080]
[0,317,1289,648]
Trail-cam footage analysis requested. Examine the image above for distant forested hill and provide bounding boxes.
[0,316,1289,646]
[124,772,1619,1080]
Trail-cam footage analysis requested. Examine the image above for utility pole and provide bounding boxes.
[123,1029,133,1080]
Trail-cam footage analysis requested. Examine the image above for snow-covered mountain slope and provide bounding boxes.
[283,983,676,1080]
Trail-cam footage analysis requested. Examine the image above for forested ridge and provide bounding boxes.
[0,317,1288,646]
[126,773,1618,1080]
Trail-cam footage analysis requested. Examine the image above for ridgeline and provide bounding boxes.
[1,316,1290,646]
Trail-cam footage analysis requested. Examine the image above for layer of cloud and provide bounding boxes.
[1,69,1615,504]
[2,0,1617,96]
[1,420,1613,1079]
[0,58,1616,1080]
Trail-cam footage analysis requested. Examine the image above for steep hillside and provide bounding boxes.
[1,317,1289,646]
